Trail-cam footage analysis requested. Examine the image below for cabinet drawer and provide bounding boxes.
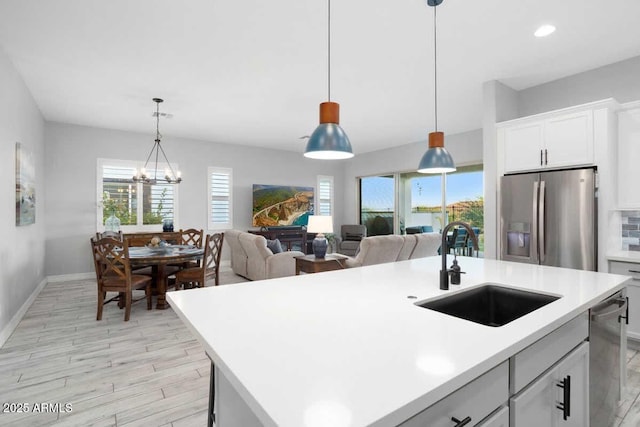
[510,313,588,394]
[400,362,508,427]
[609,260,640,282]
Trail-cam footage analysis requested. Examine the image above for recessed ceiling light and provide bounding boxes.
[534,24,556,38]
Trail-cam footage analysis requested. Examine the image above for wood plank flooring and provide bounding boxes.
[0,269,639,426]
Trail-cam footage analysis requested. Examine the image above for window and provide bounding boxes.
[317,175,334,216]
[208,167,233,230]
[359,175,395,236]
[98,159,178,231]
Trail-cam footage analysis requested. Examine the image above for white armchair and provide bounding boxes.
[238,232,304,280]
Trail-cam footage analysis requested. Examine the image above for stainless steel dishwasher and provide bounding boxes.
[589,290,628,427]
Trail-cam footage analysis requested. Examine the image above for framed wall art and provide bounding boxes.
[15,142,35,226]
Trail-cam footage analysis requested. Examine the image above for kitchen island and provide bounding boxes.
[167,256,631,427]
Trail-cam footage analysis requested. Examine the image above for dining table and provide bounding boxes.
[128,245,204,309]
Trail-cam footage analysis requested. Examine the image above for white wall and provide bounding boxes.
[0,47,46,344]
[44,122,346,277]
[518,56,640,117]
[482,81,519,259]
[342,129,483,225]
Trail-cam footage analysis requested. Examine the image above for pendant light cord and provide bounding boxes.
[433,3,438,131]
[327,0,331,102]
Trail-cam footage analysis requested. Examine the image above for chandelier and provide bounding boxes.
[132,98,182,184]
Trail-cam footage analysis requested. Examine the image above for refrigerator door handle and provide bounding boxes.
[532,180,539,263]
[539,180,546,263]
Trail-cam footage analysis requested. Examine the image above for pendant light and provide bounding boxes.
[417,0,456,174]
[304,0,354,160]
[132,98,182,184]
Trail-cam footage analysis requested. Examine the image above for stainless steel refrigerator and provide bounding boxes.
[500,167,597,271]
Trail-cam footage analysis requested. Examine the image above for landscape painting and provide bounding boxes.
[15,142,36,226]
[252,184,314,227]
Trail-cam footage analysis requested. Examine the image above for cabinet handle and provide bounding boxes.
[540,149,543,166]
[556,375,571,420]
[628,269,640,274]
[544,149,548,165]
[451,416,471,427]
[620,296,630,325]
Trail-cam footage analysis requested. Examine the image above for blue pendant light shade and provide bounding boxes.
[417,132,455,173]
[305,102,354,159]
[304,0,354,160]
[418,0,456,174]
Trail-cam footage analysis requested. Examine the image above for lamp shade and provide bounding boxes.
[417,131,456,174]
[304,102,354,159]
[306,215,334,234]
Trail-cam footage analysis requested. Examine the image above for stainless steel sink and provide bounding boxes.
[416,283,560,327]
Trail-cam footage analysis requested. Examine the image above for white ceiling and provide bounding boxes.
[1,0,639,155]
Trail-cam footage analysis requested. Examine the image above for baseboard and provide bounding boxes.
[0,277,48,348]
[47,272,94,283]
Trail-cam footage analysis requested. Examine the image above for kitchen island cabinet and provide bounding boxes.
[510,342,589,427]
[168,256,630,427]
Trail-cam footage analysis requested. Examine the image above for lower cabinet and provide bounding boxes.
[510,342,589,427]
[478,406,509,427]
[399,362,509,427]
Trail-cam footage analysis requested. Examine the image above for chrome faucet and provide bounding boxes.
[440,221,479,290]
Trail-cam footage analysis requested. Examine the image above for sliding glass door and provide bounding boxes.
[358,164,484,255]
[359,176,395,236]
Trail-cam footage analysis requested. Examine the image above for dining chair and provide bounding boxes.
[90,236,153,321]
[451,227,468,255]
[175,228,204,268]
[172,233,224,290]
[179,228,204,248]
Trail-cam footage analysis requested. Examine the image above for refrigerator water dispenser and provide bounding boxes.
[506,222,530,257]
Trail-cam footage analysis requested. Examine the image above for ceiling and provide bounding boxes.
[1,0,639,155]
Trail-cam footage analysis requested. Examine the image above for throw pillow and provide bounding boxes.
[345,233,363,241]
[266,239,283,254]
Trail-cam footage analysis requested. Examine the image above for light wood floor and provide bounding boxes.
[0,270,639,426]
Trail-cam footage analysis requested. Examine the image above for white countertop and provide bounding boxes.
[167,256,631,427]
[607,250,640,263]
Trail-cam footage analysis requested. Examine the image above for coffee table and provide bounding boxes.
[295,253,348,275]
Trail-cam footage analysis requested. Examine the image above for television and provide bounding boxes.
[252,184,314,227]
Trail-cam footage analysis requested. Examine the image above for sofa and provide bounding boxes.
[225,230,304,281]
[344,232,441,268]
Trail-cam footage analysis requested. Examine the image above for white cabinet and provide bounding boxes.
[609,260,639,339]
[617,108,640,208]
[500,110,594,173]
[510,342,589,427]
[400,362,508,427]
[478,406,509,427]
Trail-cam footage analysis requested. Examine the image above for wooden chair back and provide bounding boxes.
[180,228,204,248]
[204,233,224,284]
[90,236,152,321]
[173,232,224,289]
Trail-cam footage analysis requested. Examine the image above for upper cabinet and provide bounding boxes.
[499,110,594,173]
[618,107,640,208]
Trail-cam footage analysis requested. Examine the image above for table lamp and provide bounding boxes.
[307,215,333,258]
